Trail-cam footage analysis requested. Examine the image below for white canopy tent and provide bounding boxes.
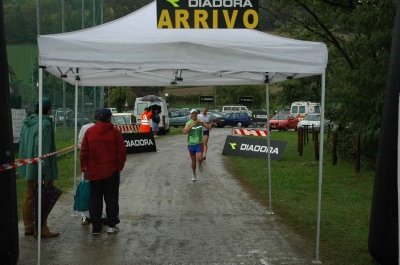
[36,1,327,263]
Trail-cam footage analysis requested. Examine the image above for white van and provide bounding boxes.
[107,107,117,113]
[133,96,170,135]
[290,101,320,121]
[222,105,250,113]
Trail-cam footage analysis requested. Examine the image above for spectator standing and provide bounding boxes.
[183,109,212,181]
[77,108,99,225]
[19,97,60,238]
[151,108,160,138]
[80,108,127,235]
[139,107,152,133]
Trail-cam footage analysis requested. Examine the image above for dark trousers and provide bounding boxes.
[89,171,120,231]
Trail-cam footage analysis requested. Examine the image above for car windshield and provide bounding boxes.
[112,115,131,125]
[272,114,289,120]
[303,114,321,121]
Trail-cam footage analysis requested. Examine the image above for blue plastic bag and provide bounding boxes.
[73,179,90,212]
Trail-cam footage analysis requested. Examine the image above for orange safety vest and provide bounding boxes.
[139,111,152,133]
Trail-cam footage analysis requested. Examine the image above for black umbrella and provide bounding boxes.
[142,95,161,102]
[33,182,62,228]
[149,104,162,114]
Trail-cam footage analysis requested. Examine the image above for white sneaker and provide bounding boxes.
[198,162,203,172]
[107,225,120,234]
[192,174,196,181]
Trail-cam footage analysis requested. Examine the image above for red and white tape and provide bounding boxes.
[0,144,77,171]
[233,128,269,137]
[115,125,140,132]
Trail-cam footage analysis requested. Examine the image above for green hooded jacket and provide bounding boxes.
[19,113,58,180]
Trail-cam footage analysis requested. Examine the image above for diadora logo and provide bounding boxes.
[229,142,237,149]
[125,139,154,147]
[167,0,179,7]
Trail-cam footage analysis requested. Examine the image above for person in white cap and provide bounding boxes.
[183,109,212,181]
[197,107,217,161]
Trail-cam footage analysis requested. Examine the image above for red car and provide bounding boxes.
[269,113,299,131]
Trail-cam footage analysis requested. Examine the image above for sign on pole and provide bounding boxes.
[239,96,253,109]
[200,95,214,103]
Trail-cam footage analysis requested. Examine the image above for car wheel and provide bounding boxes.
[237,122,243,127]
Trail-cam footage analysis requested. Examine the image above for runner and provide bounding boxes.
[197,107,217,161]
[183,109,212,181]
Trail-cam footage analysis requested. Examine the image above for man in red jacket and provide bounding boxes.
[80,108,127,235]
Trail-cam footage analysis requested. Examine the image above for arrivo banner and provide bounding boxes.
[222,135,287,160]
[156,0,258,29]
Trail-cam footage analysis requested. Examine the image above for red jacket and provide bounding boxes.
[80,121,126,180]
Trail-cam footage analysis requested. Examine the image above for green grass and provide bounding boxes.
[225,131,374,265]
[7,45,38,85]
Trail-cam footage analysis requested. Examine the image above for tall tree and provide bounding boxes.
[261,0,396,167]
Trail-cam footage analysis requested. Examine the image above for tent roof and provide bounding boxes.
[38,1,328,86]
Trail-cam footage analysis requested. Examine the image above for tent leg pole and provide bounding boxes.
[266,81,273,215]
[72,80,79,217]
[312,73,325,264]
[38,67,43,264]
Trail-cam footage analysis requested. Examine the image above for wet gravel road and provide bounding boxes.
[18,127,314,264]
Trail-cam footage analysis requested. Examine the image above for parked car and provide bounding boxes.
[55,108,73,126]
[209,113,225,128]
[297,113,331,131]
[72,113,90,126]
[169,110,190,127]
[269,113,299,131]
[112,113,137,125]
[223,112,252,127]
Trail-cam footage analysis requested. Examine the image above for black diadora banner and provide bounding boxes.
[123,133,157,154]
[239,96,253,104]
[156,0,258,29]
[222,135,286,160]
[200,95,214,103]
[252,110,268,122]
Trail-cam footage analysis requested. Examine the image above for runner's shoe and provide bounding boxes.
[107,225,120,234]
[199,162,203,172]
[192,174,196,181]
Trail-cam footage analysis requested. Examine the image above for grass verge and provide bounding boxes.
[225,130,374,265]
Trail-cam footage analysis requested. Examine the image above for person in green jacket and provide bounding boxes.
[19,97,60,238]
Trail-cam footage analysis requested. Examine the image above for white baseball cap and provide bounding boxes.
[190,109,198,114]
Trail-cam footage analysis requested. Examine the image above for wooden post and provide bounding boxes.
[299,127,303,156]
[356,135,360,172]
[333,132,338,166]
[314,131,319,160]
[312,125,315,140]
[297,127,300,152]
